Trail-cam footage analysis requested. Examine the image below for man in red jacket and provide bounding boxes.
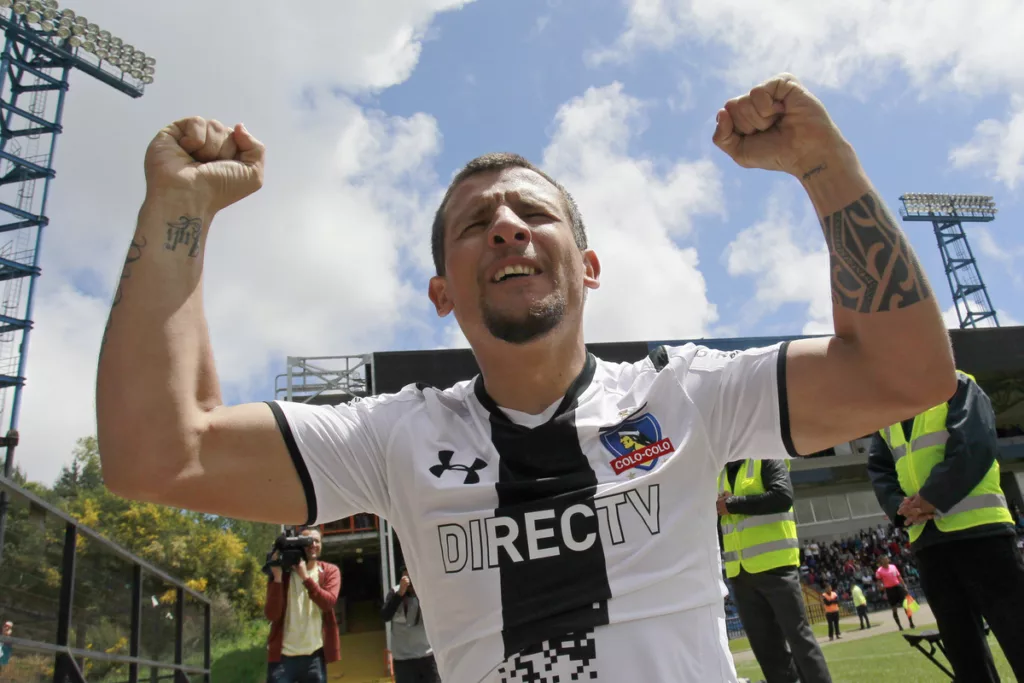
[265,529,342,683]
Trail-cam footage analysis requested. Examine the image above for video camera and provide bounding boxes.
[261,534,315,577]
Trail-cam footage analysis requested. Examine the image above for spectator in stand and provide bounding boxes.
[875,556,914,630]
[850,584,870,629]
[821,584,841,641]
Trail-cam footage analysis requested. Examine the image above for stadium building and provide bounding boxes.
[278,326,1024,678]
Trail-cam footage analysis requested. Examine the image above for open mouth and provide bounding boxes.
[493,264,539,283]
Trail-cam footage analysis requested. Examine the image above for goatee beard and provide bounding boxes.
[481,295,566,344]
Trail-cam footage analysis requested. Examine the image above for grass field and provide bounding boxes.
[733,622,1016,682]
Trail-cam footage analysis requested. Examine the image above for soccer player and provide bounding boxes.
[97,73,956,683]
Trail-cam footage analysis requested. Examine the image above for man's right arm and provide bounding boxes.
[96,118,388,525]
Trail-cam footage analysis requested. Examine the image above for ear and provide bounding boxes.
[582,249,601,290]
[428,275,454,316]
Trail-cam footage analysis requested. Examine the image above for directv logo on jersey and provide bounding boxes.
[437,485,661,574]
[600,411,674,475]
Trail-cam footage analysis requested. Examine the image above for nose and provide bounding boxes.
[487,206,532,249]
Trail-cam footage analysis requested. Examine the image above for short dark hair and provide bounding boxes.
[430,153,587,276]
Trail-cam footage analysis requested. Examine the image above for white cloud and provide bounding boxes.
[7,0,475,484]
[594,1,1024,96]
[540,83,725,342]
[950,96,1024,190]
[723,186,831,335]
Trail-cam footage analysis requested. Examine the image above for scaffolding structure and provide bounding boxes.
[0,2,152,479]
[899,193,1000,329]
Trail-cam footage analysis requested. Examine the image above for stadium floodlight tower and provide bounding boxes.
[898,193,999,329]
[0,1,153,545]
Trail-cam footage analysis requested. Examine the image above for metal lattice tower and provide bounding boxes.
[899,193,999,329]
[0,0,154,554]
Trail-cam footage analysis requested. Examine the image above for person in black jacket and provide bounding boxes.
[868,372,1024,682]
[719,459,831,683]
[381,567,438,683]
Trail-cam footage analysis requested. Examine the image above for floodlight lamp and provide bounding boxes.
[130,68,141,79]
[85,22,97,32]
[59,7,72,18]
[142,74,153,85]
[0,0,12,8]
[40,18,53,30]
[25,10,40,22]
[67,34,80,46]
[144,65,154,75]
[98,29,110,40]
[110,36,122,48]
[107,55,120,66]
[95,48,107,59]
[146,56,155,67]
[56,25,68,38]
[82,39,94,52]
[72,14,84,25]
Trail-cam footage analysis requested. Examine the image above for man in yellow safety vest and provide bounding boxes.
[718,459,831,683]
[868,370,1024,682]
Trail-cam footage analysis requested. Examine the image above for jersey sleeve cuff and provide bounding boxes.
[776,341,798,458]
[265,400,319,526]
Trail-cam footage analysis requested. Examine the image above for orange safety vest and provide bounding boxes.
[822,591,840,613]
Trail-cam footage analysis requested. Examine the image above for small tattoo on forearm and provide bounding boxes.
[802,163,827,181]
[823,192,931,313]
[165,215,202,257]
[100,235,148,354]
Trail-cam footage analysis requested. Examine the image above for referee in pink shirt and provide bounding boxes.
[874,556,914,630]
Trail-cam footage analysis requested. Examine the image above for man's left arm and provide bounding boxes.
[724,460,794,515]
[304,564,341,612]
[917,375,999,513]
[713,74,956,458]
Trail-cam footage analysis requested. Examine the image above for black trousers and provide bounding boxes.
[730,567,832,683]
[393,655,440,683]
[915,534,1024,682]
[856,604,870,629]
[825,611,840,639]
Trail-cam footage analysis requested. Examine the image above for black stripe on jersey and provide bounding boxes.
[475,354,611,659]
[776,341,798,457]
[265,401,318,526]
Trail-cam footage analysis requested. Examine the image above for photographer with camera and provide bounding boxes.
[381,567,438,683]
[264,529,341,683]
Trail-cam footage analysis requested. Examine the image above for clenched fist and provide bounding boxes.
[712,73,848,177]
[144,116,265,214]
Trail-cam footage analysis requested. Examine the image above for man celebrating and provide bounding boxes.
[718,459,830,682]
[97,73,956,682]
[264,529,341,683]
[868,370,1024,681]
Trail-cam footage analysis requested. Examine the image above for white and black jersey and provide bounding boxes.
[268,342,797,683]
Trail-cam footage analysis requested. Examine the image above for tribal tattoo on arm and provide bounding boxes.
[823,192,931,313]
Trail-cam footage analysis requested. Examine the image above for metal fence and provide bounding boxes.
[0,474,211,683]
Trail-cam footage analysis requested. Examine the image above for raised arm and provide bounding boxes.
[713,74,956,456]
[95,117,305,524]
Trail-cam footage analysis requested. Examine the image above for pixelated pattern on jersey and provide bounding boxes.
[497,631,598,683]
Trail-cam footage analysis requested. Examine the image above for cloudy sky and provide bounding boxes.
[9,0,1024,484]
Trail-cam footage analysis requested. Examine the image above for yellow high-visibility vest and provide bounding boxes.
[718,459,799,578]
[879,370,1011,543]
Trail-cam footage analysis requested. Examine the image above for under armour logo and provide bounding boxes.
[430,450,487,484]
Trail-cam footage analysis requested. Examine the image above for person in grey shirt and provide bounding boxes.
[382,567,439,683]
